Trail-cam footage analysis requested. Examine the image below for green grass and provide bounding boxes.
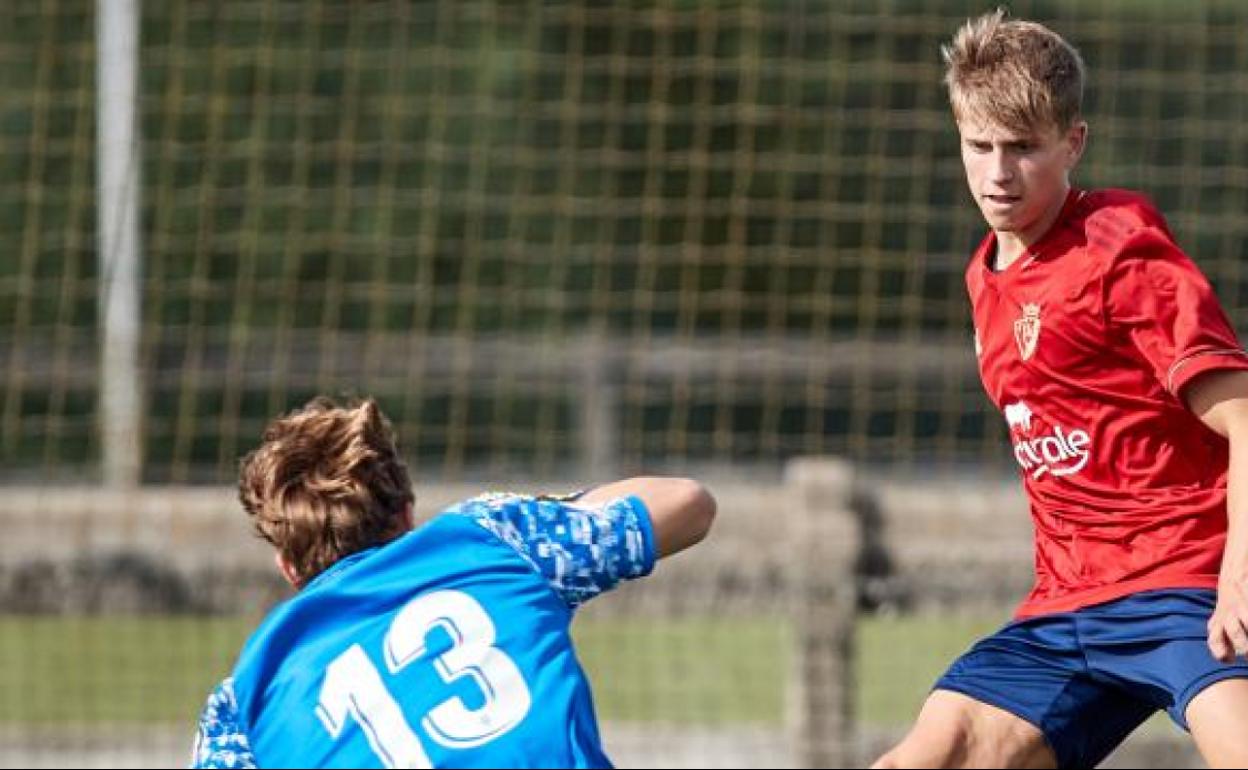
[0,616,253,724]
[0,613,1001,727]
[857,613,1001,725]
[574,616,793,724]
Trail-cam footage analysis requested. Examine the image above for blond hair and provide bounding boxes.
[942,9,1084,133]
[238,397,414,587]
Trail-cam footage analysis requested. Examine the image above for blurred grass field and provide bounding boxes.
[0,613,1000,727]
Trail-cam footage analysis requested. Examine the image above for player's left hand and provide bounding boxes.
[1208,576,1248,662]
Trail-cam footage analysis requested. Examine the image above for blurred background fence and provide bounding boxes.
[2,0,1246,766]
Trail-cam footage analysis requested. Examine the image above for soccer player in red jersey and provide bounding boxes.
[873,11,1248,769]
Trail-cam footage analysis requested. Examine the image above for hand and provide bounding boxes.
[1208,576,1248,663]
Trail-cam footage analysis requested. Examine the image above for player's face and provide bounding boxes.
[957,116,1087,247]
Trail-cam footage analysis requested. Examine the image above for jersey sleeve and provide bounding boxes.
[188,678,256,770]
[449,492,657,608]
[1104,226,1248,397]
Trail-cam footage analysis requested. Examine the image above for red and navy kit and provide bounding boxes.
[966,187,1248,618]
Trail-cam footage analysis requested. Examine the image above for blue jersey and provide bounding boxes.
[190,493,655,769]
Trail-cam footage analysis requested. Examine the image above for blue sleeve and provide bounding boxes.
[447,492,657,608]
[189,678,256,769]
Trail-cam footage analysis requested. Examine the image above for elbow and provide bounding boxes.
[606,475,717,557]
[678,478,717,545]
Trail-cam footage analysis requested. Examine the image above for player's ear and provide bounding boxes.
[1065,120,1088,168]
[274,552,300,588]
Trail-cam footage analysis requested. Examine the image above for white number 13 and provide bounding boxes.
[316,590,532,768]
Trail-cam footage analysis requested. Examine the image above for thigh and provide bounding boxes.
[933,616,1154,768]
[877,689,1055,769]
[1184,676,1248,768]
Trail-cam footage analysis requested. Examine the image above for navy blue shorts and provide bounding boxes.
[934,589,1248,769]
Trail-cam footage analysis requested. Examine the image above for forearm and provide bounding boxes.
[1221,437,1248,589]
[1207,414,1248,661]
[1185,371,1248,589]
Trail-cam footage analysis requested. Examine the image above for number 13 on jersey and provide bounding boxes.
[316,590,533,768]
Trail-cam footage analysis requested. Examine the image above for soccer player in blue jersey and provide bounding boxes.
[189,396,716,769]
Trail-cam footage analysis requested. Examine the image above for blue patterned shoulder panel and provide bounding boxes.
[445,492,656,608]
[189,678,256,769]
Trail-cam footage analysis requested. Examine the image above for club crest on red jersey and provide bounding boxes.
[1013,303,1041,361]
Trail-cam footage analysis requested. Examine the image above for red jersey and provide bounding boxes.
[967,188,1248,618]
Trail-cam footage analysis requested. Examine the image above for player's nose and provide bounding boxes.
[987,148,1015,184]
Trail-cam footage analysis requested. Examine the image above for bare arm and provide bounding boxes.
[1186,369,1248,662]
[577,476,716,559]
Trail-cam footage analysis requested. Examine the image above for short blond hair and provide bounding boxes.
[942,9,1084,133]
[238,397,414,587]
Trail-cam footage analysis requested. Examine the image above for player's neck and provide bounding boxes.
[992,235,1028,272]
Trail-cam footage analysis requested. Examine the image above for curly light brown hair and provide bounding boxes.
[942,9,1085,134]
[238,397,414,587]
